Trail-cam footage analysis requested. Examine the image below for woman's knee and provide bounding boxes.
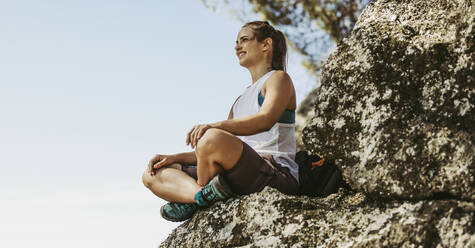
[142,170,153,188]
[195,129,243,169]
[196,128,226,154]
[142,168,168,189]
[142,163,183,188]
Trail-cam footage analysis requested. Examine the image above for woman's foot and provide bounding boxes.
[194,174,234,207]
[160,202,198,222]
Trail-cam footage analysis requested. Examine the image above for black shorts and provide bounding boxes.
[181,141,299,195]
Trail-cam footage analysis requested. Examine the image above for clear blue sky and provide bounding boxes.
[0,0,316,247]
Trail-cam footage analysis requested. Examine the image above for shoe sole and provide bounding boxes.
[160,205,187,222]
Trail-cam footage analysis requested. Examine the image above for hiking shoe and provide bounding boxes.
[160,202,198,222]
[194,174,234,207]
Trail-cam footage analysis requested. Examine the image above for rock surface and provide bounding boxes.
[303,0,474,200]
[160,187,475,248]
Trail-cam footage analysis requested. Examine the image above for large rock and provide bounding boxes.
[160,187,475,248]
[303,0,474,200]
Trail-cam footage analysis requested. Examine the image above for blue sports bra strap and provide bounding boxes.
[258,91,295,124]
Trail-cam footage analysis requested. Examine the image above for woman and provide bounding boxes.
[142,21,299,222]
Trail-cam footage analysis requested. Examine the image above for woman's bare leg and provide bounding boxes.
[142,163,201,203]
[143,128,243,202]
[195,128,244,186]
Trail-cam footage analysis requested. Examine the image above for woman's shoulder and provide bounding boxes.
[263,70,293,90]
[270,70,291,80]
[261,70,296,104]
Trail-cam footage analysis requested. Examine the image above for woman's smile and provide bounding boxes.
[237,51,247,58]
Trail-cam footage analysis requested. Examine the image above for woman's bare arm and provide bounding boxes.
[148,151,197,174]
[211,71,293,136]
[186,71,293,148]
[175,151,197,165]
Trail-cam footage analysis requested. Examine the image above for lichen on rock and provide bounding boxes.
[303,0,474,201]
[160,187,475,247]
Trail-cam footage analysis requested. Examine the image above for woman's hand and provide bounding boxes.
[186,124,212,149]
[147,154,179,176]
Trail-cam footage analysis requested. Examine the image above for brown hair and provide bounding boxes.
[242,21,287,71]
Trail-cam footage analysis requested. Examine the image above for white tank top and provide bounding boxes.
[232,70,299,182]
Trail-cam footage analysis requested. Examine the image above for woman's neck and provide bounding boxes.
[248,63,273,84]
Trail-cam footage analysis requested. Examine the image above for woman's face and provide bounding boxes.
[235,27,268,68]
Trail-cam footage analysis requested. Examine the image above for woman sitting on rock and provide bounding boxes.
[142,21,300,222]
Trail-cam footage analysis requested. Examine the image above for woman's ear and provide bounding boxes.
[262,37,273,51]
